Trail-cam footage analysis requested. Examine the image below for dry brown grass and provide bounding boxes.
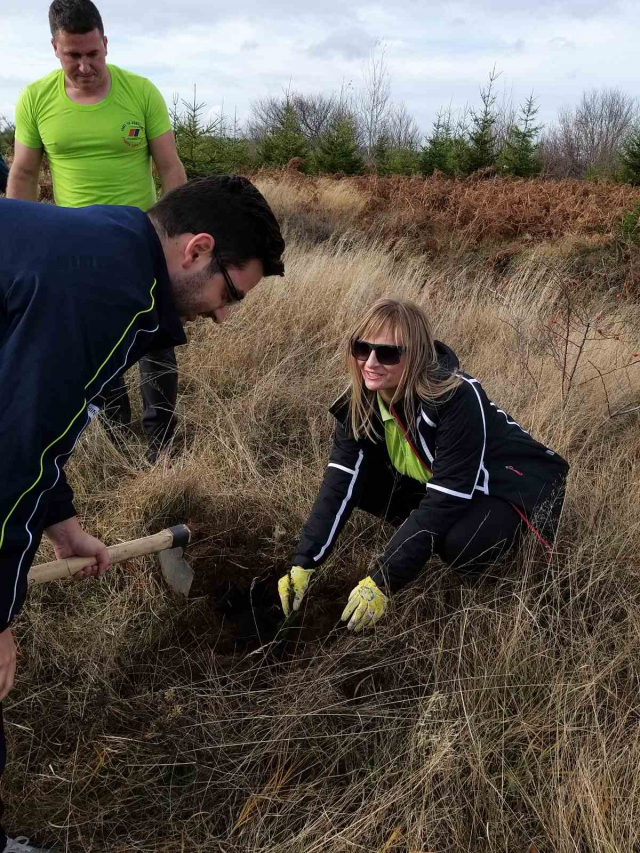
[5,188,640,852]
[256,170,640,245]
[253,171,640,295]
[352,173,640,247]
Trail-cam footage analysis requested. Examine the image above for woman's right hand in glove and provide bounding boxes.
[277,566,316,616]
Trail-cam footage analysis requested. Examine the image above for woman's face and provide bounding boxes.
[355,327,406,399]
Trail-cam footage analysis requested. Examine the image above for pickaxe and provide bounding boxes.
[28,524,193,596]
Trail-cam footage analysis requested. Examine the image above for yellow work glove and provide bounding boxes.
[341,576,389,632]
[278,566,316,616]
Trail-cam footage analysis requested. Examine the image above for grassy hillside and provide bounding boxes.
[253,172,640,295]
[5,176,640,851]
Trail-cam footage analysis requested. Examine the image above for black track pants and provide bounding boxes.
[100,347,178,454]
[357,454,564,582]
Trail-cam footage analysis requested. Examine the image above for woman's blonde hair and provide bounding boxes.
[346,298,461,441]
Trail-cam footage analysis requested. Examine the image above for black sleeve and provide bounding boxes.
[372,382,487,592]
[42,471,76,529]
[0,201,175,633]
[0,279,100,631]
[292,421,369,570]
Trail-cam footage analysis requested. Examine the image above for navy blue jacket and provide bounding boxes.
[292,342,569,591]
[0,200,186,631]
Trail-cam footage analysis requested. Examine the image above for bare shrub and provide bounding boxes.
[541,88,640,178]
[248,90,341,146]
[384,102,421,151]
[357,42,393,158]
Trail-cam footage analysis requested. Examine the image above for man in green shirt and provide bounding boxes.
[8,0,187,462]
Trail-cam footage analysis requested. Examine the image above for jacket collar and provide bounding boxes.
[144,217,187,349]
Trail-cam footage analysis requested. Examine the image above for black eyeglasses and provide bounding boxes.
[214,249,244,305]
[351,339,406,365]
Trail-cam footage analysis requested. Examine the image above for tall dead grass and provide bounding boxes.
[5,196,640,852]
[253,172,640,295]
[256,170,640,248]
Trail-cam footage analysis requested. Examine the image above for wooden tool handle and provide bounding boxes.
[28,525,190,586]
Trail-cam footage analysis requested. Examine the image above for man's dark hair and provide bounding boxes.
[49,0,104,37]
[148,175,285,278]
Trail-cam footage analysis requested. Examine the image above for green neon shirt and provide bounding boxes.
[15,64,171,210]
[377,394,432,485]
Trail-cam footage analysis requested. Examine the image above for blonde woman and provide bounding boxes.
[279,298,569,632]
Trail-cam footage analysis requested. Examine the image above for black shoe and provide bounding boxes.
[146,436,177,465]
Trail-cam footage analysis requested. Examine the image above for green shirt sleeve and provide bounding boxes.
[143,79,171,141]
[14,87,43,149]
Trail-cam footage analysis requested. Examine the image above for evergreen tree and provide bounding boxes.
[373,133,391,175]
[170,87,222,179]
[420,113,454,176]
[620,128,640,185]
[384,146,420,175]
[448,135,472,176]
[499,95,543,178]
[258,103,308,168]
[466,70,498,174]
[213,111,253,174]
[373,134,420,176]
[314,117,363,175]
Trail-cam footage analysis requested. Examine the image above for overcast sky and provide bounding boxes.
[2,0,638,136]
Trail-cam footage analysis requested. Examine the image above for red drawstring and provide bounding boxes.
[510,503,553,562]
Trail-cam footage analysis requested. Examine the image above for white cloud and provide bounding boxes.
[2,0,638,137]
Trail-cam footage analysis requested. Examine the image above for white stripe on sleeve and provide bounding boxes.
[328,462,357,475]
[426,482,473,499]
[313,450,364,562]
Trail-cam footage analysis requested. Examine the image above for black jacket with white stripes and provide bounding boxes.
[292,342,569,592]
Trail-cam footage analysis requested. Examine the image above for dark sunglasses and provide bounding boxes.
[214,249,244,305]
[351,339,406,365]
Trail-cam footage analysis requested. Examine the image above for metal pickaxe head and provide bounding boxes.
[159,524,194,597]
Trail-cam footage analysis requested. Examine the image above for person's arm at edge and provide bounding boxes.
[0,516,107,701]
[9,88,44,201]
[149,129,186,195]
[291,421,368,570]
[7,141,43,202]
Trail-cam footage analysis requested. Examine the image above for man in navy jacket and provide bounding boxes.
[0,175,284,850]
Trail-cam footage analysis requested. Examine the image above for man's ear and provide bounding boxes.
[51,38,59,57]
[104,36,108,55]
[182,232,215,269]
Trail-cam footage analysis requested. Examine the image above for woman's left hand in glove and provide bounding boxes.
[341,576,389,632]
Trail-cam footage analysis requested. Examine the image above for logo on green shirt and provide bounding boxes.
[121,120,146,148]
